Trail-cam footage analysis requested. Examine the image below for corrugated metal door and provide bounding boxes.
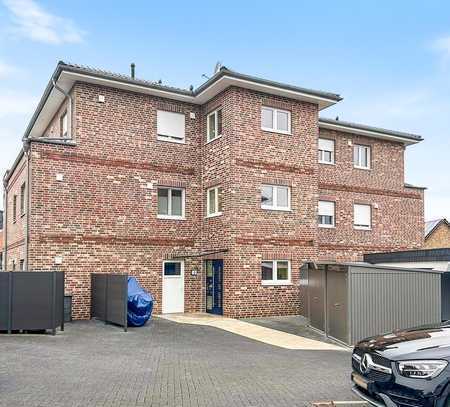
[326,266,349,343]
[308,265,325,331]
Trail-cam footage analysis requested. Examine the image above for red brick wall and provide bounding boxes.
[28,82,204,318]
[222,87,319,317]
[5,153,28,270]
[4,80,425,319]
[317,128,424,261]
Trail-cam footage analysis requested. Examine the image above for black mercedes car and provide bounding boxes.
[352,323,450,407]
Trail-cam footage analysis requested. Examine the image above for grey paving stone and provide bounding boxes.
[0,318,357,406]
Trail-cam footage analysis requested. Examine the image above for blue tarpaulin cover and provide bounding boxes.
[127,277,153,327]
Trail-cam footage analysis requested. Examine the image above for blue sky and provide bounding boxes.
[0,0,449,220]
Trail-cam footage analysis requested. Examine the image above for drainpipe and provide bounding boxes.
[3,173,8,271]
[51,79,73,140]
[23,141,31,271]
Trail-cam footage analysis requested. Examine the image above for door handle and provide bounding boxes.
[334,303,341,307]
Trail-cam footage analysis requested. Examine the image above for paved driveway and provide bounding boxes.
[0,318,356,407]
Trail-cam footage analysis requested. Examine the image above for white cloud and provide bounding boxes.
[432,35,450,67]
[0,61,15,79]
[2,0,85,44]
[0,90,37,118]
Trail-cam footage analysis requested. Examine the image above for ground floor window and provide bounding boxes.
[261,260,291,285]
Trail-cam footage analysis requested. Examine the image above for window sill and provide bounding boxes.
[157,215,186,221]
[354,226,372,231]
[319,224,335,229]
[319,161,335,166]
[205,135,222,145]
[206,212,223,219]
[261,207,292,212]
[262,282,292,286]
[354,165,371,171]
[157,136,186,145]
[261,128,292,136]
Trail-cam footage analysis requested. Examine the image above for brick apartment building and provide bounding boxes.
[2,62,425,319]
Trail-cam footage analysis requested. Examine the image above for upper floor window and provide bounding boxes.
[354,144,371,169]
[20,183,26,216]
[318,138,335,164]
[60,111,68,138]
[157,187,185,219]
[318,200,335,228]
[207,186,223,217]
[261,185,290,211]
[157,110,185,144]
[354,203,372,230]
[207,108,222,142]
[261,260,291,285]
[12,195,17,223]
[261,106,291,134]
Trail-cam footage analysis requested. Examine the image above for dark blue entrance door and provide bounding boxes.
[206,260,223,315]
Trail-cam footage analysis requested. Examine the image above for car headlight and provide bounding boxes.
[398,360,448,379]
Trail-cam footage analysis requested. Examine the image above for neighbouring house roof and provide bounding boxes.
[364,248,450,264]
[23,61,343,140]
[425,218,450,239]
[319,117,423,146]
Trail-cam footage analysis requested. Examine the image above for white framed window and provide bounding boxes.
[207,108,222,143]
[157,187,185,219]
[20,182,26,216]
[354,144,371,169]
[206,186,223,217]
[354,203,372,230]
[157,110,185,143]
[261,106,291,134]
[318,200,335,228]
[61,111,68,137]
[318,138,335,164]
[261,260,291,285]
[261,185,291,211]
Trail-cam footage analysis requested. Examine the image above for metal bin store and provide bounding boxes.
[305,262,442,345]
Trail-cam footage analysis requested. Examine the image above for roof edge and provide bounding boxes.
[319,117,423,145]
[425,218,450,239]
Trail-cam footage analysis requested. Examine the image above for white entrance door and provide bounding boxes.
[162,260,184,313]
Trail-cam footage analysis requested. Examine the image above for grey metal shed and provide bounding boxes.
[305,262,442,345]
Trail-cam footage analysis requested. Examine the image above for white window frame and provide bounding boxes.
[157,187,185,220]
[261,260,291,286]
[162,260,184,278]
[206,186,222,218]
[261,106,292,135]
[318,200,335,228]
[318,138,335,164]
[156,110,186,144]
[261,185,291,211]
[354,144,371,170]
[206,108,222,143]
[353,203,372,230]
[61,111,68,138]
